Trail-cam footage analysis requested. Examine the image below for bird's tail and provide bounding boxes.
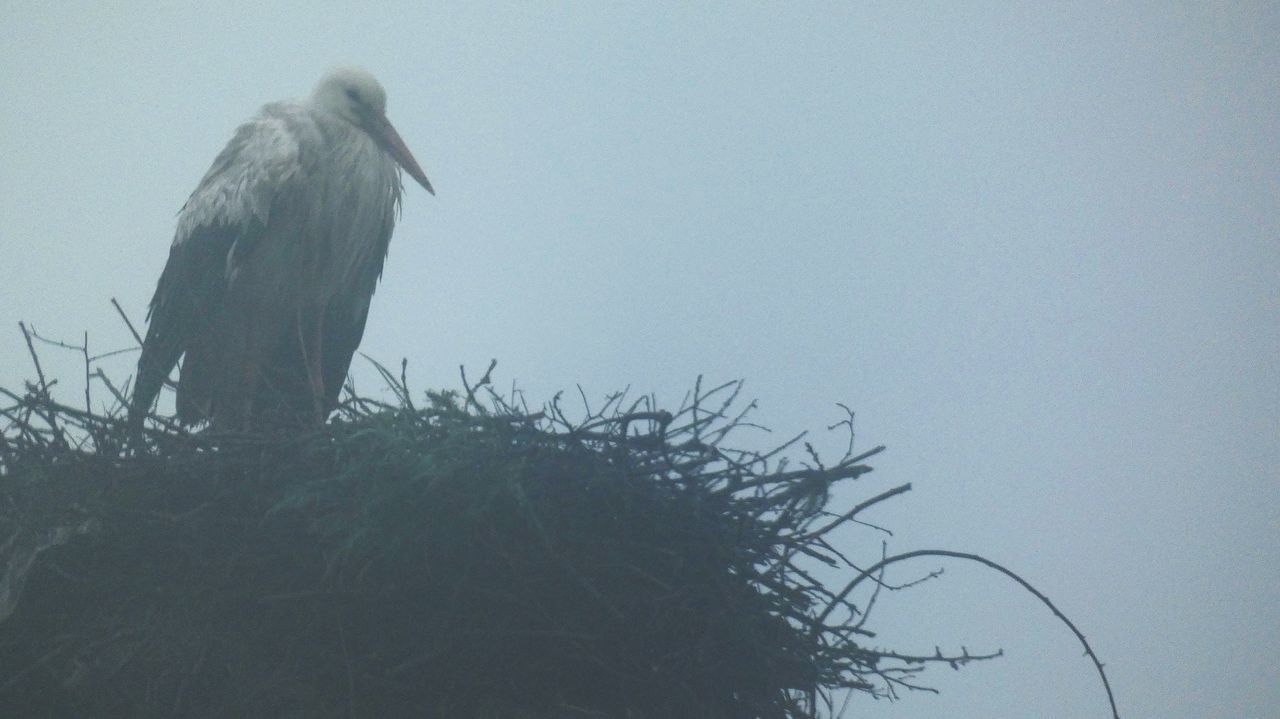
[128,332,181,431]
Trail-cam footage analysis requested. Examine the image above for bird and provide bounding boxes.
[129,67,433,430]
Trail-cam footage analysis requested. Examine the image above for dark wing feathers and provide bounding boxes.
[129,108,303,427]
[321,296,375,410]
[129,224,239,425]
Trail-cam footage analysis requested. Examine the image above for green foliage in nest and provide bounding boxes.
[0,364,999,719]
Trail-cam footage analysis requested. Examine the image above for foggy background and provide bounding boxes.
[2,3,1277,716]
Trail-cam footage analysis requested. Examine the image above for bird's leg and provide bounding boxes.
[297,307,326,423]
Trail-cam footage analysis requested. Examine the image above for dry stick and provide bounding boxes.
[710,398,762,445]
[83,331,91,414]
[819,549,1120,719]
[724,449,881,496]
[576,410,672,436]
[14,324,63,442]
[850,550,888,633]
[866,645,1003,668]
[359,354,407,407]
[0,386,177,440]
[17,322,49,397]
[828,402,857,459]
[667,378,740,437]
[399,358,414,411]
[110,297,144,346]
[849,543,900,635]
[92,369,129,407]
[458,359,497,412]
[26,327,85,353]
[87,346,142,362]
[21,325,99,416]
[576,383,593,418]
[789,483,912,544]
[689,374,703,442]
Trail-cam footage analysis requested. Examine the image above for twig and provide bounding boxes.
[18,322,49,398]
[789,483,912,543]
[818,549,1121,719]
[459,359,497,412]
[111,296,144,346]
[395,358,412,411]
[83,331,91,414]
[91,369,130,407]
[828,403,857,459]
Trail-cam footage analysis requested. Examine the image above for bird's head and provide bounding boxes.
[314,67,388,122]
[312,67,434,195]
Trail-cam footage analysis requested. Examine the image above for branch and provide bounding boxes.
[820,549,1120,719]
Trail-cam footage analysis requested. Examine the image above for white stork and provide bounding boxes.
[129,67,433,429]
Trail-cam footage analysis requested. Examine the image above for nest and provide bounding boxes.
[0,365,987,719]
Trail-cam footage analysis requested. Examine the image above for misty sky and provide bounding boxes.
[2,3,1277,717]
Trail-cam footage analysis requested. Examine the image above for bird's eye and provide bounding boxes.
[345,88,361,103]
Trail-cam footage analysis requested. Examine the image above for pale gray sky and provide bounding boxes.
[2,3,1277,717]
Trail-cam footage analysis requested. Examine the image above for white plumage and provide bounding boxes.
[130,67,433,429]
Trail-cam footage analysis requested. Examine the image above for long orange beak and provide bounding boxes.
[367,113,434,195]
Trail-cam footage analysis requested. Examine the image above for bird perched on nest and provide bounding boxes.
[129,67,433,430]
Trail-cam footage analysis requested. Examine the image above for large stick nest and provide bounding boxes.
[0,364,982,719]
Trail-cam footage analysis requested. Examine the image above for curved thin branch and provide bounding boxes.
[820,549,1120,719]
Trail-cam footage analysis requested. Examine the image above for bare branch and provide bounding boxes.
[819,549,1121,719]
